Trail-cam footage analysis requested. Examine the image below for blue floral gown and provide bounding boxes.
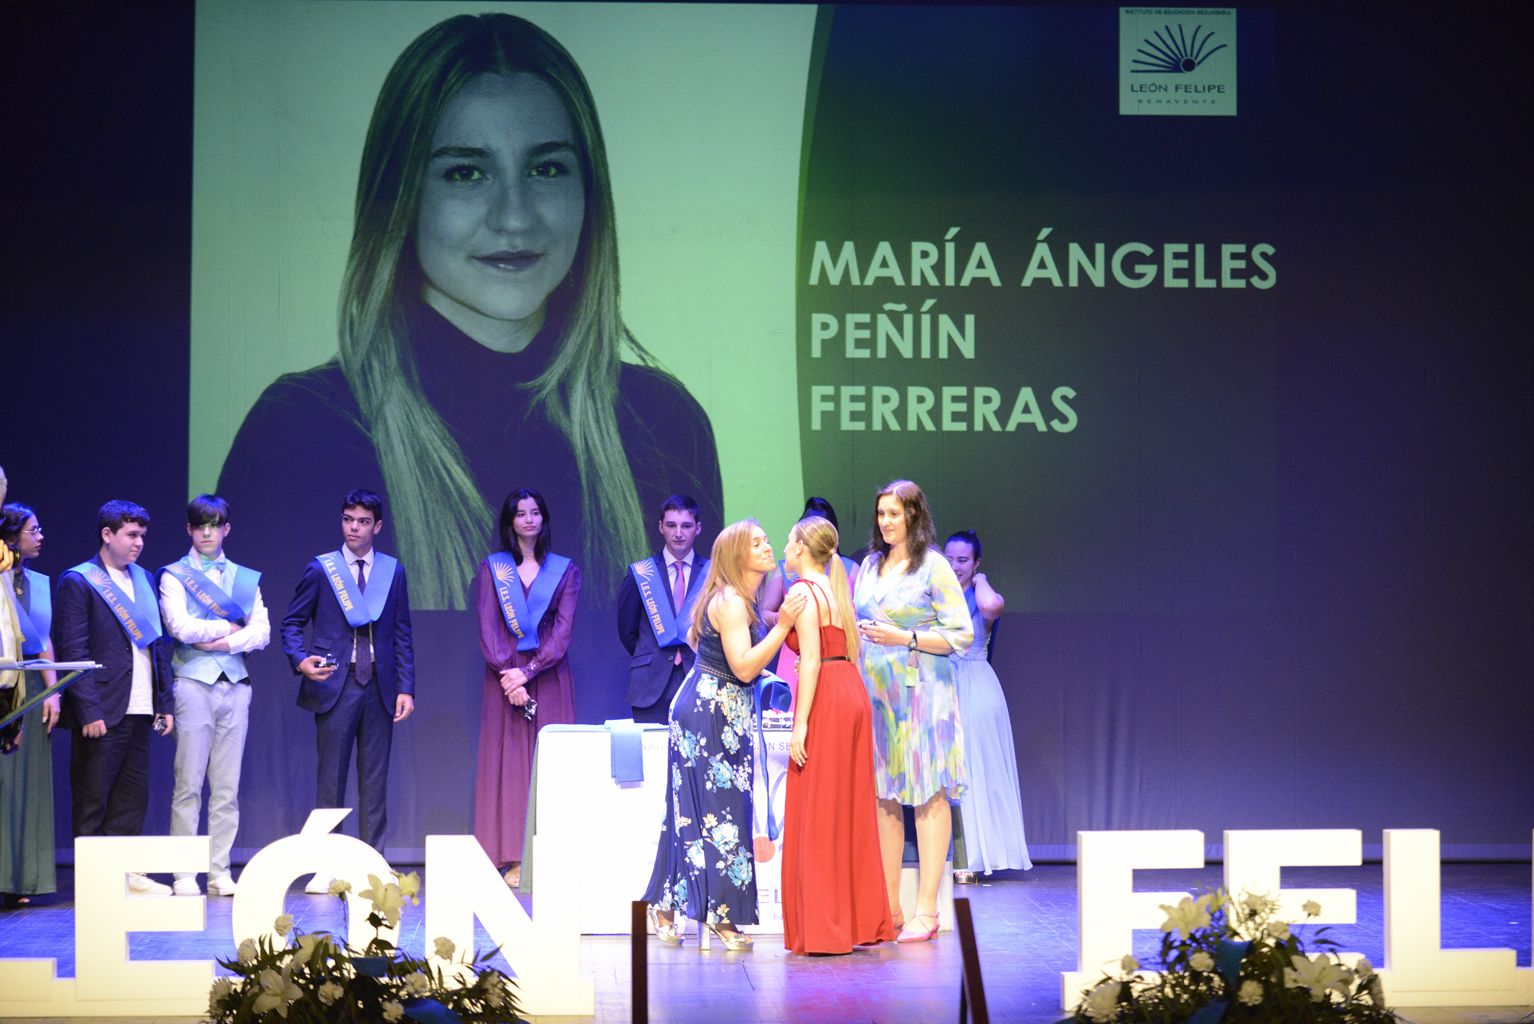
[642,614,760,926]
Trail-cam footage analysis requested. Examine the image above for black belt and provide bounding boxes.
[822,656,850,662]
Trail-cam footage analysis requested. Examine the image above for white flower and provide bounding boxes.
[1242,893,1267,914]
[1266,920,1291,942]
[382,999,405,1022]
[1284,953,1349,1002]
[1082,979,1121,1023]
[397,871,421,905]
[480,974,510,1009]
[273,913,294,937]
[1159,896,1212,939]
[1119,954,1139,975]
[252,965,302,1016]
[317,979,344,1005]
[1354,957,1375,980]
[1189,949,1214,973]
[296,932,333,964]
[433,936,457,961]
[404,970,432,997]
[1302,899,1322,917]
[208,977,237,1014]
[237,938,259,964]
[1237,979,1263,1006]
[328,878,352,897]
[359,873,406,928]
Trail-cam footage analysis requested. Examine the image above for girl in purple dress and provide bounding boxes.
[472,489,580,887]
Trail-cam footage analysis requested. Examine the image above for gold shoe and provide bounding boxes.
[647,906,683,946]
[953,869,977,885]
[704,922,753,952]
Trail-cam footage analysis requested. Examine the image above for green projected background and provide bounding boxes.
[191,0,816,534]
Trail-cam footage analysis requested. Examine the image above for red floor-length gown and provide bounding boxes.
[782,580,895,954]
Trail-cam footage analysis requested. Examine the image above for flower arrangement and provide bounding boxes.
[206,872,522,1023]
[1063,891,1396,1024]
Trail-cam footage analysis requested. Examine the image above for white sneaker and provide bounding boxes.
[207,874,238,897]
[303,874,334,895]
[171,877,202,896]
[127,873,172,895]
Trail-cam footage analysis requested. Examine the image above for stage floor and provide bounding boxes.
[0,862,1528,1022]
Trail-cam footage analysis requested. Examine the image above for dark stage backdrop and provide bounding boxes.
[4,2,1530,862]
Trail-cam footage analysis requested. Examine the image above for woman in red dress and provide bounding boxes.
[780,516,895,954]
[472,488,580,888]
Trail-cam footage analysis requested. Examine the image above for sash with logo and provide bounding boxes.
[164,556,259,624]
[487,551,570,652]
[68,561,162,648]
[629,556,701,648]
[14,569,51,657]
[315,550,396,629]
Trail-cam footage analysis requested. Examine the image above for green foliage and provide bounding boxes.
[204,872,523,1024]
[1064,891,1397,1024]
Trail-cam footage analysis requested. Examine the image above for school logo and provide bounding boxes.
[1119,8,1237,116]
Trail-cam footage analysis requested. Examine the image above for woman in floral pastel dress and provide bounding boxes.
[642,521,806,950]
[854,480,972,943]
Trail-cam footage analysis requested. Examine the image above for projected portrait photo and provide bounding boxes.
[216,12,720,610]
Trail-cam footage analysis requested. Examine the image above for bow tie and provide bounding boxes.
[200,558,228,572]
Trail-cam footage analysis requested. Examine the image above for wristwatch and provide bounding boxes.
[907,630,919,651]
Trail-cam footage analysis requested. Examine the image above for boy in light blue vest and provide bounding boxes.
[157,495,270,896]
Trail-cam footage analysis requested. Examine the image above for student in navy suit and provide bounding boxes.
[616,494,709,723]
[281,489,415,854]
[53,500,175,894]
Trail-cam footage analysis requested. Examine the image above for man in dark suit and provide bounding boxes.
[281,489,414,854]
[616,494,709,723]
[54,500,175,894]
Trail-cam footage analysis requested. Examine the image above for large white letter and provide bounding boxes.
[1223,828,1360,923]
[1061,830,1203,1010]
[424,834,594,1016]
[1384,829,1529,1005]
[232,808,395,951]
[75,835,212,1008]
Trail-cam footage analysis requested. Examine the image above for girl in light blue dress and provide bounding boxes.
[944,530,1031,880]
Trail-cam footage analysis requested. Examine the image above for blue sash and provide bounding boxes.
[68,561,162,648]
[487,551,570,652]
[14,569,51,657]
[629,556,693,648]
[164,556,259,624]
[315,550,395,629]
[965,586,978,619]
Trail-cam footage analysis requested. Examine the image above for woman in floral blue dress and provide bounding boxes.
[854,479,973,943]
[642,520,806,950]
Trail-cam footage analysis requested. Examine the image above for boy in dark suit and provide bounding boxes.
[54,500,175,894]
[616,494,709,723]
[281,489,414,854]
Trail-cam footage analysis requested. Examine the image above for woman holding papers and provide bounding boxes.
[0,502,60,905]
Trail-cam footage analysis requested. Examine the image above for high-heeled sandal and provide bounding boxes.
[647,906,683,946]
[896,912,940,943]
[702,921,754,952]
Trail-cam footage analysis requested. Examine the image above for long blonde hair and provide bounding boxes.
[790,515,861,661]
[339,13,655,607]
[688,520,764,647]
